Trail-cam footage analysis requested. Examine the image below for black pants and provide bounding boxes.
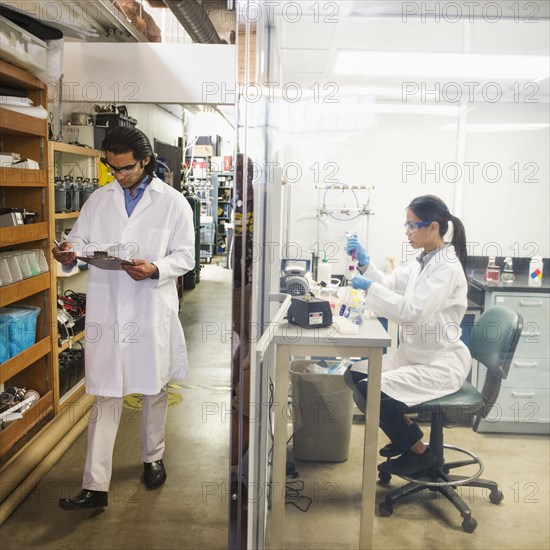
[344,368,420,449]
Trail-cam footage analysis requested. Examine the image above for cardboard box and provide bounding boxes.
[194,144,213,157]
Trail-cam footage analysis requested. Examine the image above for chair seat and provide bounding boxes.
[408,382,483,413]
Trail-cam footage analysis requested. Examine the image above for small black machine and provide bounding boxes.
[287,294,333,329]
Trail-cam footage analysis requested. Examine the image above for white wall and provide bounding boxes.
[62,43,236,104]
[270,16,550,274]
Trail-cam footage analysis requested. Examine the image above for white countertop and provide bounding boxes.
[273,318,391,348]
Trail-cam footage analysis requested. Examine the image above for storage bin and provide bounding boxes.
[0,15,47,74]
[0,305,41,362]
[58,348,84,396]
[0,250,49,286]
[200,222,216,245]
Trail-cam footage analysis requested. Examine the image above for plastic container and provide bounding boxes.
[5,255,22,282]
[0,257,13,286]
[290,359,354,462]
[528,257,543,287]
[0,15,47,73]
[0,305,40,362]
[318,259,331,284]
[0,250,48,285]
[502,257,515,284]
[484,256,500,284]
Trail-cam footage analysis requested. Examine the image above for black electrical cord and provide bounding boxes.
[285,480,312,512]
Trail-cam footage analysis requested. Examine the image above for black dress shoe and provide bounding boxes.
[59,489,108,511]
[378,447,437,476]
[144,459,167,488]
[379,423,424,457]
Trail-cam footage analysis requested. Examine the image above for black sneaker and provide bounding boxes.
[379,423,424,457]
[378,448,437,476]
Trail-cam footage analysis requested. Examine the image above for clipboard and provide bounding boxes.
[77,256,133,270]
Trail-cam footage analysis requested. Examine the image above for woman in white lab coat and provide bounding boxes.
[53,127,195,510]
[345,195,471,476]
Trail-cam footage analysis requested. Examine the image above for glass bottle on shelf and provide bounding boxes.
[484,256,500,284]
[502,257,515,284]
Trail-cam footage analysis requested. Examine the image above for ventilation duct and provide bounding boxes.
[164,0,224,44]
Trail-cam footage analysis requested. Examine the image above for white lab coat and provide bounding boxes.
[66,177,195,397]
[360,245,471,406]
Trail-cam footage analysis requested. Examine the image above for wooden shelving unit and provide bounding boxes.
[58,330,85,353]
[48,141,100,412]
[0,61,55,465]
[0,222,49,247]
[54,212,80,220]
[0,272,50,308]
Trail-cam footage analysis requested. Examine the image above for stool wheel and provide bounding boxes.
[462,517,477,533]
[379,502,393,517]
[489,489,504,504]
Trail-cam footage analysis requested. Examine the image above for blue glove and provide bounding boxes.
[346,236,370,267]
[352,275,373,291]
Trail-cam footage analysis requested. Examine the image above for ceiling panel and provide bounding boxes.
[281,19,336,50]
[281,49,329,74]
[334,17,464,52]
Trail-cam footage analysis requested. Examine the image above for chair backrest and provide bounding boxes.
[470,305,523,431]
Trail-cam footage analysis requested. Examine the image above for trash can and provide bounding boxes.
[290,359,354,462]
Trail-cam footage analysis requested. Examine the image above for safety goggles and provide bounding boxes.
[404,220,433,232]
[103,159,142,176]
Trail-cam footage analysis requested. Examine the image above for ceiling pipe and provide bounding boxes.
[164,0,224,44]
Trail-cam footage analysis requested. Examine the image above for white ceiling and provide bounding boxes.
[269,0,550,101]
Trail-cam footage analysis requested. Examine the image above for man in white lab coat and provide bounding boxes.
[54,127,195,510]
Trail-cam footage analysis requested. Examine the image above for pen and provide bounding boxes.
[54,239,74,253]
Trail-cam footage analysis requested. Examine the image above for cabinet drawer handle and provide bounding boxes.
[519,300,543,307]
[521,331,540,337]
[511,391,535,398]
[513,361,538,368]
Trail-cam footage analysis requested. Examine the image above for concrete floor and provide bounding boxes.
[1,263,549,549]
[0,264,233,550]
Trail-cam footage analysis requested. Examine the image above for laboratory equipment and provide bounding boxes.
[501,257,515,284]
[280,262,310,296]
[72,177,85,210]
[287,293,332,329]
[484,257,500,284]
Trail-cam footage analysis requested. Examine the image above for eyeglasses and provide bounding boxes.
[103,159,142,176]
[404,220,433,232]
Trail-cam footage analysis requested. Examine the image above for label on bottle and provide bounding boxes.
[528,258,543,287]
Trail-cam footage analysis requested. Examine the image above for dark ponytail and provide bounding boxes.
[408,195,468,273]
[449,214,468,273]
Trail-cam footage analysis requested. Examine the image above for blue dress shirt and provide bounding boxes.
[124,175,151,217]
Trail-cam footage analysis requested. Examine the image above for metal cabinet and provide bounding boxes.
[477,292,549,434]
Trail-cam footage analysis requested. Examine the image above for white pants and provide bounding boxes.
[82,388,168,492]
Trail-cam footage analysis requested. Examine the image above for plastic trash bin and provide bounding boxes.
[290,359,354,462]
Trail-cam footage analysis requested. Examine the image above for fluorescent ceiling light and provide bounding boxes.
[441,123,550,132]
[369,104,458,116]
[335,51,549,79]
